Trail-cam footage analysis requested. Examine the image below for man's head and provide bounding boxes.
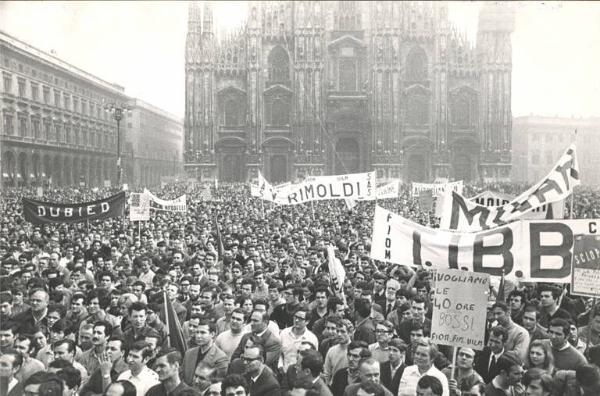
[195,318,216,347]
[92,320,113,347]
[358,357,381,384]
[0,321,16,348]
[456,347,476,370]
[508,290,525,312]
[576,365,600,396]
[416,375,444,396]
[222,374,249,396]
[523,368,553,396]
[388,338,407,366]
[0,349,22,379]
[29,288,49,313]
[128,302,147,330]
[193,362,216,391]
[375,321,394,346]
[488,325,508,354]
[497,351,524,387]
[293,308,309,332]
[153,348,183,382]
[243,344,265,377]
[297,349,323,382]
[548,318,570,349]
[413,340,437,372]
[538,285,560,308]
[106,337,126,363]
[52,339,76,363]
[411,297,426,321]
[347,341,369,370]
[78,324,94,351]
[250,310,269,334]
[522,307,540,332]
[15,335,34,358]
[126,341,152,374]
[0,292,12,317]
[492,302,511,327]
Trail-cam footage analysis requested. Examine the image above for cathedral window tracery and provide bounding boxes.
[406,46,428,81]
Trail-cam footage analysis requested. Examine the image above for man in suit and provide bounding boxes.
[343,357,394,396]
[231,310,282,372]
[182,318,228,385]
[295,349,333,396]
[474,325,507,384]
[243,344,281,396]
[380,338,407,394]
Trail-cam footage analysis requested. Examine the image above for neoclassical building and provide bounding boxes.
[0,30,183,188]
[184,1,514,183]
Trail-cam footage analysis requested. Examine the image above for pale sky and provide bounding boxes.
[1,1,599,119]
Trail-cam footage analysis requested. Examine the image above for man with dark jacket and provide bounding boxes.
[243,344,281,396]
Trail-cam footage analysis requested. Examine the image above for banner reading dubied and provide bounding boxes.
[23,191,126,224]
[430,269,489,350]
[571,234,600,297]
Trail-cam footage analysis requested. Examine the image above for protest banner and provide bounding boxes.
[430,269,489,350]
[412,180,463,196]
[253,171,376,205]
[370,205,600,283]
[130,192,150,221]
[376,181,400,199]
[571,234,600,297]
[439,144,579,231]
[23,191,126,224]
[36,187,43,198]
[143,189,187,212]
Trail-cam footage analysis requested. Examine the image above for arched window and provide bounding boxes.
[339,58,357,91]
[224,98,241,126]
[450,89,478,128]
[406,93,429,125]
[406,47,428,81]
[266,95,291,127]
[268,47,290,83]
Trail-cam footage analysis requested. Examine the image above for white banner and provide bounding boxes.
[370,205,600,283]
[430,269,489,350]
[130,192,150,221]
[252,171,376,205]
[470,190,564,221]
[143,189,187,212]
[376,181,400,199]
[412,180,463,196]
[439,144,579,231]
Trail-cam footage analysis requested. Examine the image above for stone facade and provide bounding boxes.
[184,1,515,183]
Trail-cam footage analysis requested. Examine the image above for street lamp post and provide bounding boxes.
[104,102,131,186]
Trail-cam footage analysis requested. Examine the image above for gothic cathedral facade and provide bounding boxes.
[184,2,514,183]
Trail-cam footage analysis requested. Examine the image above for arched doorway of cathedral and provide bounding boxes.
[270,155,288,183]
[216,137,246,182]
[451,138,479,182]
[334,138,360,174]
[402,137,432,182]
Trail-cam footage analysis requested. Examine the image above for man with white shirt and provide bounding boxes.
[216,308,248,360]
[398,339,449,396]
[279,307,319,372]
[117,341,159,396]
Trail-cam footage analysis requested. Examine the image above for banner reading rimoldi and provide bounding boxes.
[23,191,126,224]
[439,144,579,231]
[370,205,600,283]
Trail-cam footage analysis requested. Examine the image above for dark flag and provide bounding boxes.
[497,269,506,303]
[163,291,187,354]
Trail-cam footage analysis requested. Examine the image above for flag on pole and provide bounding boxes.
[163,291,187,354]
[214,216,224,260]
[327,244,347,307]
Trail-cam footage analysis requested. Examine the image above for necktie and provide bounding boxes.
[387,303,393,316]
[489,355,496,371]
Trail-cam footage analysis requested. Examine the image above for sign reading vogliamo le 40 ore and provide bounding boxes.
[571,234,600,297]
[430,269,489,350]
[22,191,126,224]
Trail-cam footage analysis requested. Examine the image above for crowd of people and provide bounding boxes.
[0,181,599,396]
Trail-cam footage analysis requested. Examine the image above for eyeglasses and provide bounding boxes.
[294,315,306,321]
[458,352,474,359]
[375,329,391,334]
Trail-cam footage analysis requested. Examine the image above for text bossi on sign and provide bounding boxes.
[430,269,489,350]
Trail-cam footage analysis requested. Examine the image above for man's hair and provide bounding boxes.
[522,305,539,319]
[327,296,343,312]
[358,381,386,396]
[93,320,114,337]
[197,317,217,334]
[0,348,22,370]
[300,349,323,378]
[523,368,553,392]
[48,359,72,370]
[53,338,76,354]
[497,351,522,374]
[0,291,12,304]
[347,340,369,353]
[57,366,82,390]
[253,297,270,311]
[489,325,509,342]
[130,341,153,360]
[246,343,266,362]
[491,301,510,313]
[107,336,127,353]
[576,364,600,391]
[389,338,408,353]
[549,318,571,336]
[16,335,35,353]
[414,339,439,360]
[417,375,443,396]
[538,284,561,300]
[128,302,147,316]
[221,374,249,393]
[508,289,526,302]
[354,298,371,319]
[0,320,16,333]
[155,347,183,365]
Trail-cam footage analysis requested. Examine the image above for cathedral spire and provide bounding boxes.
[186,1,202,64]
[203,1,214,37]
[188,1,202,34]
